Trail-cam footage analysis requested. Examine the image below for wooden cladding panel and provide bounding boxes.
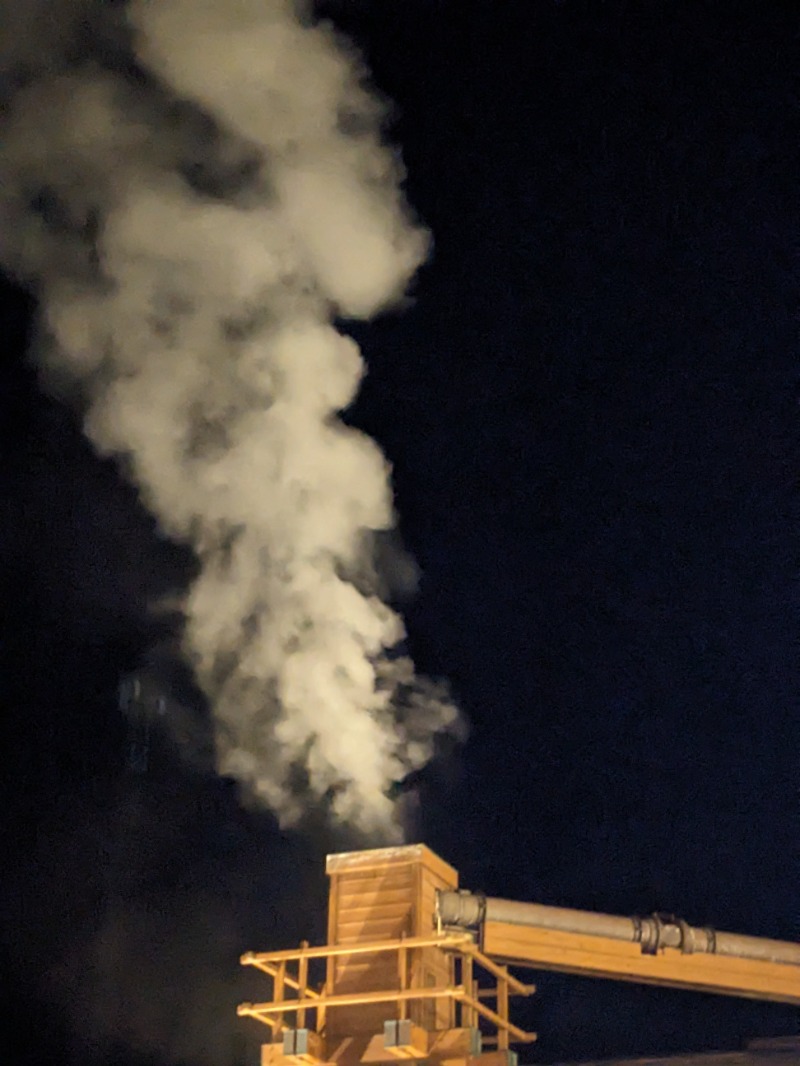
[325,846,459,1038]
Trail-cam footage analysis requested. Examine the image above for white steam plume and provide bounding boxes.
[0,0,460,836]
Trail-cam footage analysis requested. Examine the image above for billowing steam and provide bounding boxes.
[0,0,460,836]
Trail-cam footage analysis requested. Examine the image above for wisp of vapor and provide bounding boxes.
[0,0,461,836]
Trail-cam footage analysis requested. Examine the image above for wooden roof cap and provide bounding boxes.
[325,844,458,885]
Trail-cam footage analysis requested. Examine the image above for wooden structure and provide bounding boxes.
[238,845,535,1066]
[238,845,800,1066]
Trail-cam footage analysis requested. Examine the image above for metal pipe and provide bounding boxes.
[436,891,800,967]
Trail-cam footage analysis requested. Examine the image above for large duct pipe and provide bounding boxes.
[436,891,800,967]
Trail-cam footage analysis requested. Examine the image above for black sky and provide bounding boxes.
[1,2,798,1065]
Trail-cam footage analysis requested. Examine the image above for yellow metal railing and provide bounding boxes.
[238,932,537,1048]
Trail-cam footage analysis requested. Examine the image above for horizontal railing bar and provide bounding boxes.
[239,985,466,1016]
[242,933,472,966]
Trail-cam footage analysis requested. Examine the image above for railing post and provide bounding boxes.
[318,978,327,1036]
[497,975,509,1051]
[276,960,286,1037]
[398,935,408,1021]
[462,954,474,1028]
[298,942,309,1031]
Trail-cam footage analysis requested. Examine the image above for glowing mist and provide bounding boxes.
[0,0,460,835]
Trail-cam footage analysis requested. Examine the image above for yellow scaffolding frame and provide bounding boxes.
[238,932,537,1049]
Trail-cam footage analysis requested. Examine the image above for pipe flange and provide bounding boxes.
[678,918,694,954]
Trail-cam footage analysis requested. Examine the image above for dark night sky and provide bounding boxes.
[0,2,798,1066]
